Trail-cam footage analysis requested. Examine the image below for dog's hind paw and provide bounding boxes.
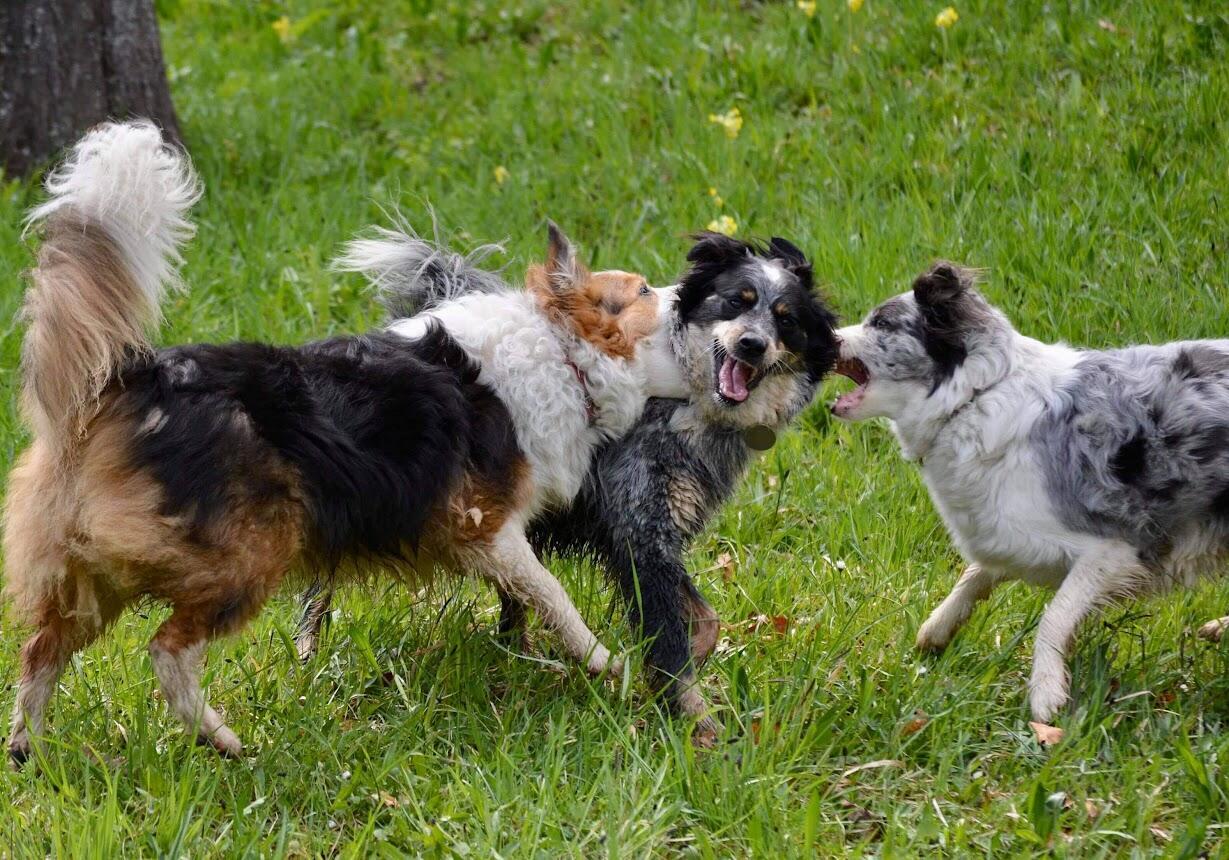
[198,724,243,759]
[1197,616,1229,643]
[7,735,30,769]
[692,715,721,749]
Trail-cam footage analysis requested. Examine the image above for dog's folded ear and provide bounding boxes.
[913,261,973,308]
[769,236,815,290]
[768,237,806,267]
[545,220,586,291]
[686,231,750,265]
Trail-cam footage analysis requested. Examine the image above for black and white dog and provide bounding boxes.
[833,262,1229,721]
[298,231,839,733]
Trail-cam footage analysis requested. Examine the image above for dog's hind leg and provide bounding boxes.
[1029,543,1145,722]
[1197,616,1229,642]
[8,587,120,766]
[469,522,618,676]
[295,581,334,661]
[916,564,1004,652]
[148,604,251,757]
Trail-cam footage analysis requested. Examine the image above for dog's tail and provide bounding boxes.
[20,120,201,453]
[333,219,507,319]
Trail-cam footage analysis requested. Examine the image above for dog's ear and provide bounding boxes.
[768,237,806,268]
[545,220,585,291]
[769,236,814,290]
[686,231,751,266]
[913,261,972,309]
[677,232,751,318]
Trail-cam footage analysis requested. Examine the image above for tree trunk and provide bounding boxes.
[0,0,181,178]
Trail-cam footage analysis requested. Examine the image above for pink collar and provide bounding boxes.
[564,357,598,424]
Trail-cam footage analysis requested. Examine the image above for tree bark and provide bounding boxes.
[0,0,181,178]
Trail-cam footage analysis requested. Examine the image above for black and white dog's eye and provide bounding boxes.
[777,315,797,329]
[725,296,743,310]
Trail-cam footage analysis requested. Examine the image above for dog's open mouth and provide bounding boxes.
[832,357,870,416]
[714,344,762,405]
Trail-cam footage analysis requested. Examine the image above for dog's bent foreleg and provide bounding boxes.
[470,522,618,676]
[916,564,1004,652]
[1029,543,1145,721]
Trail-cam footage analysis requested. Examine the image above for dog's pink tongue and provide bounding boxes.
[719,356,750,403]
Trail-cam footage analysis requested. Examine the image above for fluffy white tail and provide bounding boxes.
[333,217,507,319]
[21,120,201,451]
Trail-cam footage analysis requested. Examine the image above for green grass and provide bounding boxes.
[2,0,1229,854]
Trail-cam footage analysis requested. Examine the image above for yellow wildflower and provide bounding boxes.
[706,215,737,237]
[935,6,958,28]
[493,165,510,185]
[848,0,864,12]
[708,187,723,207]
[797,0,817,17]
[707,107,743,139]
[272,15,293,43]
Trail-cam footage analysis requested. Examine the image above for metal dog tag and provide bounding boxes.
[742,424,777,451]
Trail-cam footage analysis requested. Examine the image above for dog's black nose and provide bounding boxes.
[736,333,767,358]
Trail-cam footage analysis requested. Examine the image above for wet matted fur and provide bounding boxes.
[298,230,839,737]
[3,122,683,764]
[833,263,1229,721]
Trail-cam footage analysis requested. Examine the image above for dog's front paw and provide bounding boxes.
[1028,671,1070,722]
[586,644,621,678]
[915,613,955,652]
[1197,616,1229,643]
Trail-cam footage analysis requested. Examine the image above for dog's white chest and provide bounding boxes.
[922,442,1072,581]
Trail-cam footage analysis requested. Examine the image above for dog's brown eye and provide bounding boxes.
[639,285,651,297]
[778,315,797,329]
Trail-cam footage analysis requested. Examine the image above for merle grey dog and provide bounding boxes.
[833,262,1229,721]
[297,229,838,734]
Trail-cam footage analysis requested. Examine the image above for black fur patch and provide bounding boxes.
[117,325,521,565]
[1110,433,1148,484]
[911,263,974,388]
[1210,485,1229,519]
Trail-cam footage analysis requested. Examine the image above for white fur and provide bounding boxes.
[27,120,201,311]
[835,318,1181,720]
[390,288,686,515]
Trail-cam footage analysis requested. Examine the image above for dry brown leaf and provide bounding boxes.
[379,791,400,808]
[745,614,790,636]
[717,552,736,583]
[1084,799,1100,819]
[1029,721,1064,746]
[901,709,929,737]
